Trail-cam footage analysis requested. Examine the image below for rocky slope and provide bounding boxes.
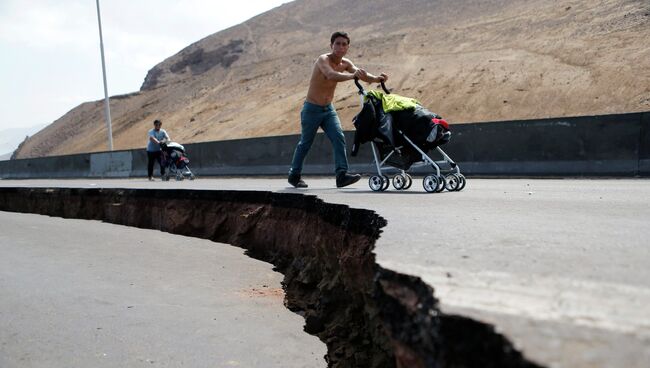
[14,0,650,158]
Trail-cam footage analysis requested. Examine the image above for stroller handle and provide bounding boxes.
[354,77,391,95]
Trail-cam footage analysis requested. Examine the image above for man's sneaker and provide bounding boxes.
[148,176,154,181]
[336,172,361,188]
[288,173,308,188]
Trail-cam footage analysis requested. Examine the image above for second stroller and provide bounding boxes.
[160,141,196,181]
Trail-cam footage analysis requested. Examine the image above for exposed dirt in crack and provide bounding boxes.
[0,187,544,368]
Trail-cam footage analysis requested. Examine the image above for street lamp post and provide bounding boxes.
[95,0,113,151]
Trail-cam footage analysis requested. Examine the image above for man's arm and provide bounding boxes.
[347,59,388,83]
[316,55,356,82]
[354,69,388,84]
[148,131,168,144]
[149,131,159,144]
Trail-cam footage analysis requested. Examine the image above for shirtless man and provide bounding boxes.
[288,31,388,188]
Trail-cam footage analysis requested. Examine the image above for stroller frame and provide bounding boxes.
[355,79,466,192]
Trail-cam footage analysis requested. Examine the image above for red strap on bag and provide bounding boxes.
[432,118,449,130]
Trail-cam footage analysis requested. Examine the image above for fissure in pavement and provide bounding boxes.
[0,187,544,368]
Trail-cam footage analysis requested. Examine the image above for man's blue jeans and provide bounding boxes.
[289,101,348,176]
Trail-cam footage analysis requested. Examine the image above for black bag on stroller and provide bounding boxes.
[392,105,451,149]
[352,90,451,169]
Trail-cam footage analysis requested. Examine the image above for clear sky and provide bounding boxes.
[0,0,293,132]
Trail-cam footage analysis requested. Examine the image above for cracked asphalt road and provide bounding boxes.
[1,177,649,368]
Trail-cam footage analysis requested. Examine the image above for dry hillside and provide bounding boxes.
[13,0,650,158]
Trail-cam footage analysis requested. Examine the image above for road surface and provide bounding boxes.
[1,177,649,367]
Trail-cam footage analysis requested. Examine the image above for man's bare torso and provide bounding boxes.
[306,54,352,106]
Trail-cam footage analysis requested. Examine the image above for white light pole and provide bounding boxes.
[95,0,113,151]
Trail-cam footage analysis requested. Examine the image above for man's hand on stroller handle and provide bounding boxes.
[354,76,391,95]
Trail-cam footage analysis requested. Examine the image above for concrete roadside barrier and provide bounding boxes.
[1,111,647,179]
[89,151,132,177]
[0,153,90,179]
[639,112,650,176]
[438,112,645,176]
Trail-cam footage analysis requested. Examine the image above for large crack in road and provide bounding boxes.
[0,187,544,368]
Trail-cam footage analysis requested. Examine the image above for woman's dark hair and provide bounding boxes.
[330,31,350,45]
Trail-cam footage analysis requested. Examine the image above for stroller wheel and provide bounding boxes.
[403,174,413,189]
[445,174,460,191]
[392,174,407,190]
[381,175,390,191]
[423,175,440,193]
[369,175,384,192]
[455,174,466,191]
[435,175,446,192]
[189,175,196,181]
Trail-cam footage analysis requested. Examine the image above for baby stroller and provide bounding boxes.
[351,78,466,192]
[160,141,196,181]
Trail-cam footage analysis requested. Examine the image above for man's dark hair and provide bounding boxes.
[153,119,162,126]
[330,31,350,45]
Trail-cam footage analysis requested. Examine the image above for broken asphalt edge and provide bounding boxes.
[0,187,544,368]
